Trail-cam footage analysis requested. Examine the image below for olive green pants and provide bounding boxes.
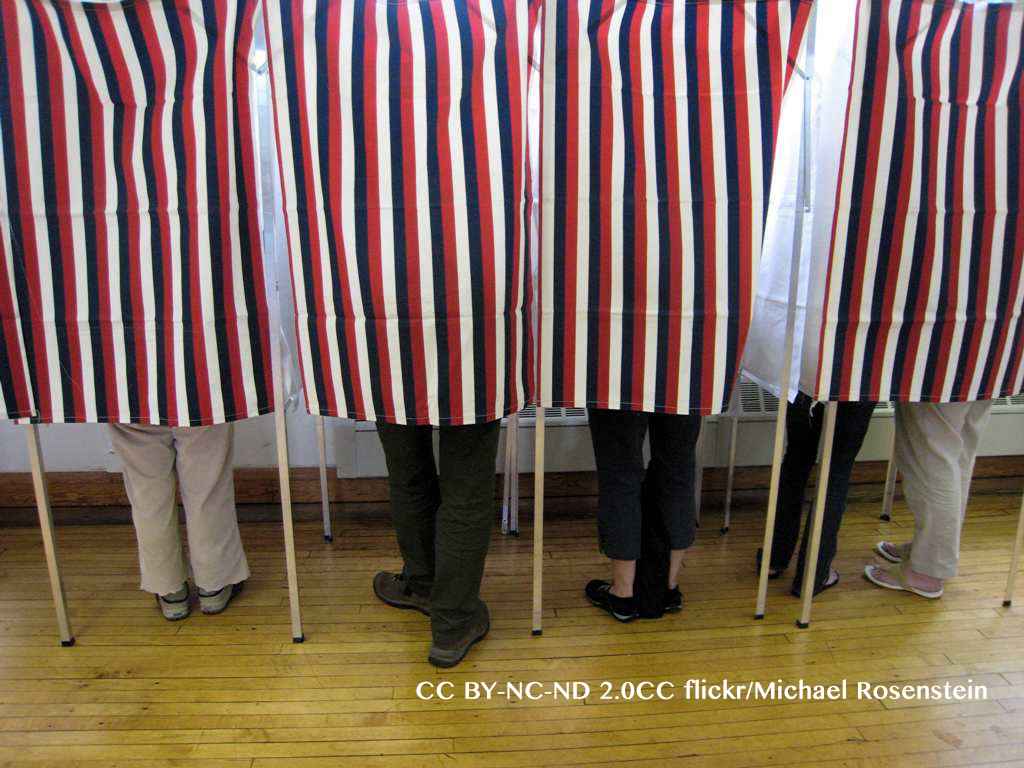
[376,420,501,645]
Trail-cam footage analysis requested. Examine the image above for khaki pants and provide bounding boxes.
[894,401,993,581]
[109,423,250,596]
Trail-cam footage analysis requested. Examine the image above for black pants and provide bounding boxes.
[587,408,702,561]
[770,394,876,591]
[376,420,501,645]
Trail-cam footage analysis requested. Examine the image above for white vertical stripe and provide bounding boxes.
[539,0,557,408]
[150,4,190,423]
[707,3,729,410]
[639,1,658,412]
[605,2,625,410]
[572,0,591,405]
[479,0,506,419]
[673,1,695,409]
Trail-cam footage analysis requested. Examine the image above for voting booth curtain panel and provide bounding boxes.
[538,0,813,417]
[806,0,1024,405]
[0,0,274,427]
[263,0,534,427]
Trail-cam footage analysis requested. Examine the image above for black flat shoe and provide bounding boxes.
[756,548,784,580]
[585,580,639,623]
[664,586,683,613]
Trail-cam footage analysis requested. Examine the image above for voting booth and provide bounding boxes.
[0,0,303,643]
[754,0,1024,626]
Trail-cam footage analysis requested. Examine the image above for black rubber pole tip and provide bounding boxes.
[720,526,729,535]
[1004,600,1012,608]
[293,634,305,644]
[324,535,333,542]
[531,629,542,636]
[60,637,76,647]
[754,614,764,620]
[511,530,520,537]
[796,620,809,629]
[880,514,891,522]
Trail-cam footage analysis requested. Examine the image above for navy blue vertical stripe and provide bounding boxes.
[720,5,741,409]
[683,2,705,408]
[550,0,568,405]
[650,3,671,412]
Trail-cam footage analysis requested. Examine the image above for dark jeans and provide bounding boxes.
[376,420,501,645]
[587,408,702,561]
[770,393,876,591]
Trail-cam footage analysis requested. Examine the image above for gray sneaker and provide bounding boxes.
[156,584,191,621]
[198,582,244,615]
[373,571,431,616]
[428,602,490,668]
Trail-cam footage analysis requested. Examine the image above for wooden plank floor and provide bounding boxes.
[1,488,1023,767]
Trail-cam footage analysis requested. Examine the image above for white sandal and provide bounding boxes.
[875,541,903,564]
[863,564,943,599]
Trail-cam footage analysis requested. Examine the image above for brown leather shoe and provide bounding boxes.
[428,603,490,668]
[373,572,430,617]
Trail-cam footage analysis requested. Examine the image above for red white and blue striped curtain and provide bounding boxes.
[813,0,1024,403]
[538,0,813,416]
[264,0,534,426]
[0,0,274,426]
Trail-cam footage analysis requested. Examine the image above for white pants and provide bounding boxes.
[894,401,993,581]
[109,423,250,596]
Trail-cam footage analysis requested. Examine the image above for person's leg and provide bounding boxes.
[430,420,501,651]
[768,393,820,572]
[173,424,250,596]
[792,400,876,593]
[108,423,188,597]
[959,401,993,519]
[897,402,985,585]
[587,408,649,596]
[646,412,702,591]
[375,421,440,600]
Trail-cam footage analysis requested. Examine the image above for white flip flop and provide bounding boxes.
[863,564,943,599]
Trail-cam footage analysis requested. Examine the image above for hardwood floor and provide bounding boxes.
[1,489,1023,767]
